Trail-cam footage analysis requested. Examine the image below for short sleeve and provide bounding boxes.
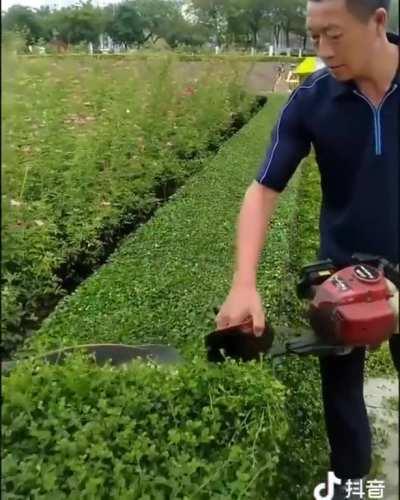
[255,89,312,192]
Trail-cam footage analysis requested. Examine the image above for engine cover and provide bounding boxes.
[308,264,397,346]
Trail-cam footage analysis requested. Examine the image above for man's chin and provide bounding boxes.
[328,65,350,79]
[329,70,352,82]
[333,74,353,82]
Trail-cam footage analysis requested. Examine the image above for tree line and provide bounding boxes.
[1,0,311,52]
[1,0,398,52]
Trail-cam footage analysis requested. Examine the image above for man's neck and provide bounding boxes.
[355,38,399,105]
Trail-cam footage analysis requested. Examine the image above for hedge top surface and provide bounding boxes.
[21,95,290,358]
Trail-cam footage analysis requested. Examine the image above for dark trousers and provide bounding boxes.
[319,335,400,480]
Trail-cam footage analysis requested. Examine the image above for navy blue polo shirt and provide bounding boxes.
[256,32,400,267]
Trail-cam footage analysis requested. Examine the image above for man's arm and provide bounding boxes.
[234,89,312,286]
[216,89,312,334]
[233,181,280,289]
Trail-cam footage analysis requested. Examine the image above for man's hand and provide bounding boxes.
[215,284,265,337]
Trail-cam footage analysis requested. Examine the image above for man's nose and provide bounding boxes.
[317,37,335,60]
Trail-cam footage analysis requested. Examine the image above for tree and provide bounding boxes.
[230,0,274,49]
[186,0,231,47]
[35,6,55,42]
[165,15,209,47]
[1,0,311,52]
[269,0,306,50]
[134,0,183,44]
[51,1,104,46]
[105,1,147,48]
[2,5,42,45]
[283,0,307,50]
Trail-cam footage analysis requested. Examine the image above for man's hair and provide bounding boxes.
[310,0,391,22]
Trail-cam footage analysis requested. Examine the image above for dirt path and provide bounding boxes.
[365,377,399,499]
[171,61,291,95]
[244,62,291,94]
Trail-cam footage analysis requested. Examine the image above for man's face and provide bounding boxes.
[306,0,382,81]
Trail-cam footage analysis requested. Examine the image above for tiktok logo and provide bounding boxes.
[314,471,342,500]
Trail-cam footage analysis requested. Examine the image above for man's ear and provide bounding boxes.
[373,7,388,35]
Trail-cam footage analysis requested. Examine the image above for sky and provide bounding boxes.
[2,0,45,10]
[1,0,117,11]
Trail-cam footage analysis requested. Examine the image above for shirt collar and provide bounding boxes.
[331,31,400,99]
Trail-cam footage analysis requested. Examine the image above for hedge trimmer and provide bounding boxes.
[206,253,399,362]
[2,253,399,373]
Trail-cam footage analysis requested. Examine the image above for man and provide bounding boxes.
[273,63,286,92]
[216,0,399,498]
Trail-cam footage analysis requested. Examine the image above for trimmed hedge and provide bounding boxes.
[3,96,331,499]
[8,93,394,498]
[19,95,298,357]
[21,53,304,64]
[3,356,289,499]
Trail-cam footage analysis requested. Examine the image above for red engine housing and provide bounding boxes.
[309,264,396,346]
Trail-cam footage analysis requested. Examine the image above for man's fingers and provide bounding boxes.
[216,314,250,330]
[240,318,253,334]
[252,311,265,337]
[215,313,230,330]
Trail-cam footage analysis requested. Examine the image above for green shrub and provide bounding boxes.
[2,355,289,499]
[18,96,291,356]
[20,52,303,64]
[3,96,332,499]
[2,55,257,356]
